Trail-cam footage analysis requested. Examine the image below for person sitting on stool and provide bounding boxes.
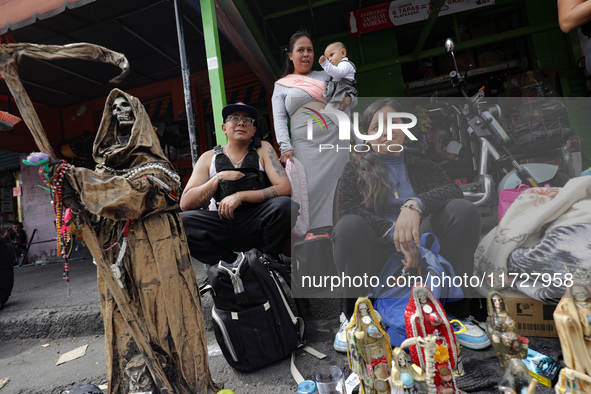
[180,102,293,265]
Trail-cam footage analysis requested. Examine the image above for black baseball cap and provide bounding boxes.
[222,102,258,121]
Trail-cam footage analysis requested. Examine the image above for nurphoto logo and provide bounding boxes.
[305,106,418,152]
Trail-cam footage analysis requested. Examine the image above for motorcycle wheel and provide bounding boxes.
[545,171,570,187]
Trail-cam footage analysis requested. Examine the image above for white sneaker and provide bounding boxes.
[334,313,349,353]
[450,315,491,350]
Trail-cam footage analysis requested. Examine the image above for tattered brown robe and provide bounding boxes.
[65,89,219,393]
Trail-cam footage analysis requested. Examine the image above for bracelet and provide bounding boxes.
[236,192,242,206]
[401,203,422,218]
[215,173,220,182]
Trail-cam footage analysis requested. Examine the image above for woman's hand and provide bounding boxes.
[400,241,419,270]
[393,206,420,256]
[280,150,295,165]
[217,193,241,220]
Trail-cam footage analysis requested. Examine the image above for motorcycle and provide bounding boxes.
[429,38,572,214]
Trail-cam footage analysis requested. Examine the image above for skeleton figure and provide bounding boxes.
[125,355,156,393]
[62,89,220,393]
[554,283,591,393]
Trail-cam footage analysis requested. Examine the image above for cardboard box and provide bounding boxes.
[503,298,558,338]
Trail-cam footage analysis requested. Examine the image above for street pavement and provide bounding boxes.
[0,236,562,394]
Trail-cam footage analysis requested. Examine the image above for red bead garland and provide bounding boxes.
[50,160,74,258]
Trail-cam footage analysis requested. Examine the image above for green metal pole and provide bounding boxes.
[200,0,227,145]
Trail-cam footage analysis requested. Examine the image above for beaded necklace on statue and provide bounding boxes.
[96,162,181,185]
[50,160,74,257]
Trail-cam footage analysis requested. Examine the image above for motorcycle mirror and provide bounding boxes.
[444,38,455,54]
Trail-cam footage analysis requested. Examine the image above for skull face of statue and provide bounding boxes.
[358,302,369,317]
[398,351,407,367]
[112,96,135,131]
[416,287,428,305]
[571,285,589,302]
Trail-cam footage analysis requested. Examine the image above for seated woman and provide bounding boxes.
[332,98,483,352]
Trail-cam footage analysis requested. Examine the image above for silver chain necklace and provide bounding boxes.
[224,145,248,168]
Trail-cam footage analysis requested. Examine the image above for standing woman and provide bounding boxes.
[272,29,351,230]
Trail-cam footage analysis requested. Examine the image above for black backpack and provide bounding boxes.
[203,249,309,373]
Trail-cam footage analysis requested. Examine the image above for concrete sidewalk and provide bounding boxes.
[0,250,345,394]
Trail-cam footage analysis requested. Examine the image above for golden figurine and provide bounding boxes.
[346,298,391,394]
[485,291,529,373]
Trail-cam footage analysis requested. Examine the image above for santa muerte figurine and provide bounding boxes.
[405,285,461,394]
[346,298,392,394]
[498,358,537,394]
[554,279,591,393]
[58,89,220,393]
[486,291,528,373]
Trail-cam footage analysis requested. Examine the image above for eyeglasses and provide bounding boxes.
[226,115,255,125]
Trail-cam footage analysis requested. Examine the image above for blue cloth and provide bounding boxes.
[372,233,464,346]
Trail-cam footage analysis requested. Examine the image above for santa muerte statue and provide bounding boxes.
[405,285,460,394]
[0,43,220,393]
[63,89,220,393]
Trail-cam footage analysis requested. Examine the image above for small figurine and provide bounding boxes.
[486,291,529,372]
[405,285,460,394]
[124,354,156,393]
[554,281,591,393]
[346,298,391,394]
[497,358,537,394]
[391,347,428,393]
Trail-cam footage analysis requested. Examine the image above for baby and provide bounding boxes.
[319,42,357,111]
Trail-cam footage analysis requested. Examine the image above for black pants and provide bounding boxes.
[180,196,293,265]
[0,241,14,308]
[333,199,480,319]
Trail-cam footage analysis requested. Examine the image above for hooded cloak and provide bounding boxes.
[65,89,219,393]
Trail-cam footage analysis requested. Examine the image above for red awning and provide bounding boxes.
[0,0,95,34]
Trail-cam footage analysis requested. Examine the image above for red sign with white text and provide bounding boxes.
[348,0,494,36]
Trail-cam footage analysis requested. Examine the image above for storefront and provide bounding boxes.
[0,0,589,261]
